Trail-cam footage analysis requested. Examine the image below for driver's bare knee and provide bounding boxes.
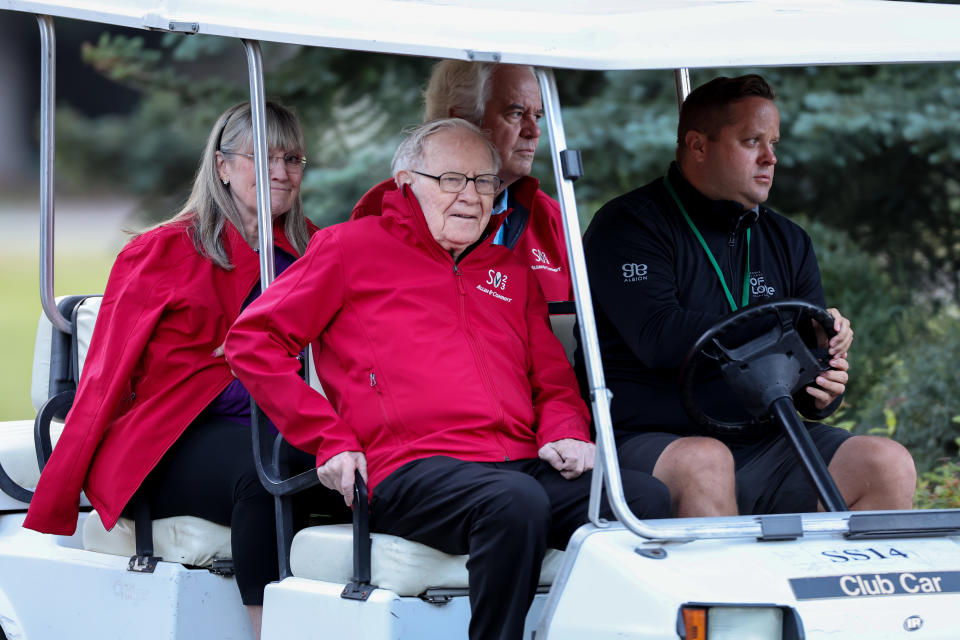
[654,437,734,491]
[828,436,917,510]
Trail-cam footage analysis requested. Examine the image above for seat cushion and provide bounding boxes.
[0,419,65,490]
[290,523,564,596]
[82,510,232,568]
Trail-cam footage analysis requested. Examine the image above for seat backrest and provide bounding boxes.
[30,296,102,415]
[548,302,578,367]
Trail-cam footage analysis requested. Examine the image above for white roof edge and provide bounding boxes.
[5,0,960,69]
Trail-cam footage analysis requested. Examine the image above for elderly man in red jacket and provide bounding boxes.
[226,118,669,640]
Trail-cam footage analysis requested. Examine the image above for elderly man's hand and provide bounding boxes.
[806,354,849,410]
[813,307,853,358]
[539,438,595,480]
[317,451,368,507]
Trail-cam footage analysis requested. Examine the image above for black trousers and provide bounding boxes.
[370,456,670,640]
[128,416,349,605]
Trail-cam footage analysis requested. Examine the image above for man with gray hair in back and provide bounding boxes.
[352,60,573,302]
[228,119,669,640]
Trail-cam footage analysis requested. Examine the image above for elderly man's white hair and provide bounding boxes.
[422,60,536,125]
[392,118,501,178]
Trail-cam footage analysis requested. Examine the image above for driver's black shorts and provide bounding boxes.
[616,424,853,514]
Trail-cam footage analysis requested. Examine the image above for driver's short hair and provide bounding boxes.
[677,74,776,150]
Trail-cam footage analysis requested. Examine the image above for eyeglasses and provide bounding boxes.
[221,151,307,172]
[412,171,502,196]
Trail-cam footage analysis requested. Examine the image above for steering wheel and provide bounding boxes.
[678,299,837,436]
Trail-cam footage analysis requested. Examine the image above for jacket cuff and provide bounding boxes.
[316,441,363,468]
[535,416,592,449]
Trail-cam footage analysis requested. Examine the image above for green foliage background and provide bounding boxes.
[52,30,960,475]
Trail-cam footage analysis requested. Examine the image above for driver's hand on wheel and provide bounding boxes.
[813,307,853,358]
[806,355,849,410]
[317,451,367,507]
[539,438,595,480]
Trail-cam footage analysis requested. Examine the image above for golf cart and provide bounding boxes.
[2,1,960,638]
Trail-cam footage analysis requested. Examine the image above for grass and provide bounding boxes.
[0,249,113,421]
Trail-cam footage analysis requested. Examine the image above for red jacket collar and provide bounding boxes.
[506,174,541,209]
[380,185,505,263]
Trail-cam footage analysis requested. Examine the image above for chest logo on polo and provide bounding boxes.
[477,270,513,302]
[622,263,648,282]
[531,248,561,273]
[750,270,776,297]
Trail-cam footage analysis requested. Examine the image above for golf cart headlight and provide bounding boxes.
[680,605,783,640]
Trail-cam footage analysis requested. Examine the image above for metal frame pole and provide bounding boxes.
[242,39,276,290]
[535,67,621,530]
[37,15,71,334]
[674,67,691,112]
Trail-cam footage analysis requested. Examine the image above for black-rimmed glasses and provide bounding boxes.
[221,151,307,173]
[412,171,502,195]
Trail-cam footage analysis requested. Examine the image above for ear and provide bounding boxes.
[215,150,229,182]
[684,130,709,162]
[395,170,414,189]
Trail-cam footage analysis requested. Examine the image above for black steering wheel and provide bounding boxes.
[678,299,837,436]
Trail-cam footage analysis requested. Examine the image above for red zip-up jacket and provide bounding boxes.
[25,217,311,535]
[227,187,590,494]
[351,175,573,302]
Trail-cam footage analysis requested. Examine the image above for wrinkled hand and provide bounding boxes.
[806,354,849,410]
[538,438,595,480]
[317,451,368,507]
[812,308,853,358]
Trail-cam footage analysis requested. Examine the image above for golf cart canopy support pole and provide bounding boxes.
[674,68,691,112]
[242,39,276,290]
[38,14,71,334]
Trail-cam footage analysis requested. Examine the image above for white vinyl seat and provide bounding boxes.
[0,420,64,492]
[289,524,564,596]
[82,511,232,568]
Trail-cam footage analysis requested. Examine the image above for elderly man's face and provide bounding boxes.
[480,65,543,190]
[404,128,497,258]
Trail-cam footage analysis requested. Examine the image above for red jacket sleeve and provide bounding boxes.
[523,270,592,448]
[225,229,362,466]
[24,239,171,534]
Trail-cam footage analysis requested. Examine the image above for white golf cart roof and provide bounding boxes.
[9,0,960,68]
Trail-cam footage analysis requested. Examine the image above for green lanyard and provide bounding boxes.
[663,177,751,312]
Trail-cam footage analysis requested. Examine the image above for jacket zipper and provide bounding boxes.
[452,263,509,460]
[728,231,740,301]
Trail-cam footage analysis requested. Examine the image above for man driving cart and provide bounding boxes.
[581,74,917,518]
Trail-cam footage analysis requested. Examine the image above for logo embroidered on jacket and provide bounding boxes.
[478,270,513,302]
[622,263,648,282]
[531,248,561,272]
[487,270,508,290]
[750,271,776,297]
